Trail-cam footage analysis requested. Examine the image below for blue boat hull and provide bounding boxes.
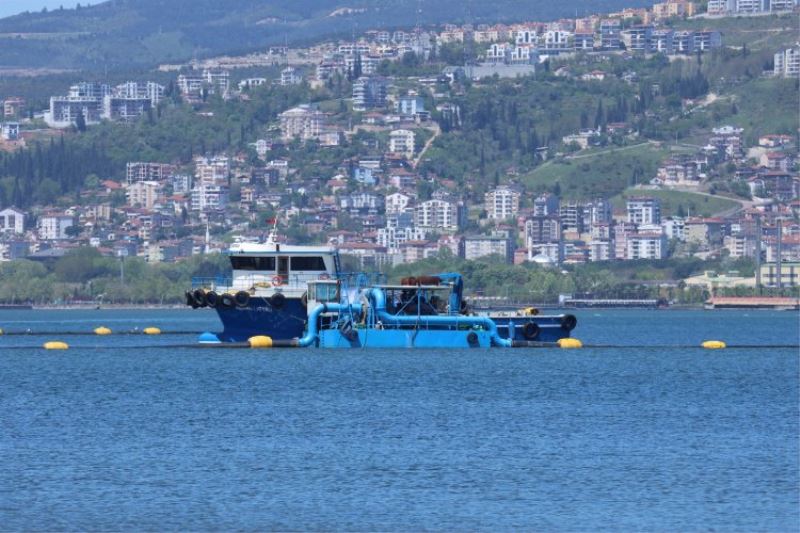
[214,297,307,342]
[316,318,571,348]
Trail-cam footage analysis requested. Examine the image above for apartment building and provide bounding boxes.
[278,105,327,140]
[484,186,521,220]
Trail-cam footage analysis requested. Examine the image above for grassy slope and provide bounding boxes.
[611,188,740,217]
[521,143,669,199]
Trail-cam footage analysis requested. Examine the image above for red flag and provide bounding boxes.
[266,218,276,225]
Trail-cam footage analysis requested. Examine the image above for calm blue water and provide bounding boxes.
[1,309,798,531]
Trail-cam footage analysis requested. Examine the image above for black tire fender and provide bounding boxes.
[523,322,540,340]
[221,293,235,308]
[234,290,250,308]
[560,314,577,331]
[193,289,208,307]
[270,292,286,309]
[205,291,220,308]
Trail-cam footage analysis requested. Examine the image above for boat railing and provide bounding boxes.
[191,271,386,292]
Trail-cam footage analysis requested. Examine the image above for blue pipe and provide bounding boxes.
[368,288,512,347]
[295,302,360,347]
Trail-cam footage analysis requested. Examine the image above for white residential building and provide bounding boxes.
[626,233,667,260]
[280,67,302,86]
[126,181,161,209]
[463,236,515,263]
[1,122,19,141]
[377,226,427,251]
[195,156,230,186]
[38,214,74,240]
[191,184,229,211]
[774,45,800,78]
[388,129,415,157]
[627,197,662,225]
[385,192,413,214]
[414,199,461,232]
[278,105,327,140]
[126,162,174,184]
[484,186,521,220]
[0,207,25,234]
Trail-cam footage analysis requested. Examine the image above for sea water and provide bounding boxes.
[0,309,797,531]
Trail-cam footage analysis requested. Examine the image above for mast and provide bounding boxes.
[755,214,761,294]
[776,217,783,290]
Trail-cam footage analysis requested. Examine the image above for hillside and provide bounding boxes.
[0,0,656,70]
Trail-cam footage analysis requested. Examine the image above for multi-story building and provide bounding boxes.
[485,185,521,220]
[377,226,427,251]
[395,96,426,117]
[627,197,662,225]
[280,66,302,86]
[3,97,25,118]
[114,81,165,104]
[126,162,174,184]
[278,105,327,140]
[774,45,800,78]
[37,214,74,240]
[651,30,675,53]
[0,207,25,234]
[126,181,161,209]
[599,19,621,50]
[102,95,151,121]
[388,129,415,157]
[525,216,561,245]
[414,199,462,232]
[709,125,744,160]
[191,184,229,211]
[533,193,560,216]
[589,240,613,262]
[45,96,103,128]
[559,201,584,232]
[541,30,573,54]
[652,1,696,19]
[194,156,230,186]
[385,192,414,215]
[352,76,388,111]
[582,199,613,228]
[626,232,667,260]
[692,30,722,52]
[1,122,19,141]
[574,33,595,50]
[623,26,653,52]
[463,236,515,263]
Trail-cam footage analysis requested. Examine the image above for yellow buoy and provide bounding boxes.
[701,340,726,350]
[557,338,583,349]
[43,341,69,350]
[0,328,4,335]
[143,327,161,335]
[249,335,273,348]
[522,307,539,316]
[94,326,112,336]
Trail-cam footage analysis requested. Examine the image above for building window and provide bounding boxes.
[291,256,327,271]
[230,256,276,271]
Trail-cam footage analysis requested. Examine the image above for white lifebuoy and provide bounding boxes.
[271,275,285,287]
[318,273,331,280]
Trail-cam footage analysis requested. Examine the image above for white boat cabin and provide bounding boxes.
[224,241,340,297]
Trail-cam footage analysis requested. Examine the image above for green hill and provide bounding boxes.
[0,0,656,71]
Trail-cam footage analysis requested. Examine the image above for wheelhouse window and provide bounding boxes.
[290,256,327,271]
[230,256,276,271]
